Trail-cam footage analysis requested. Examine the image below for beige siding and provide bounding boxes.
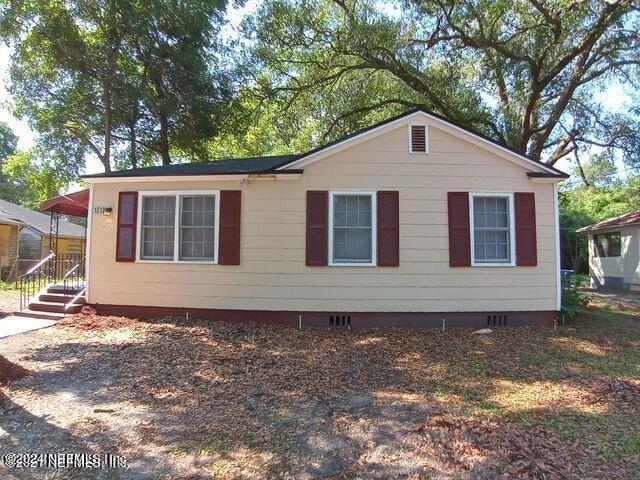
[589,226,640,285]
[0,224,19,267]
[88,122,559,312]
[41,236,86,257]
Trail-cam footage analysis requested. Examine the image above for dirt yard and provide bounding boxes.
[0,293,639,479]
[0,287,19,318]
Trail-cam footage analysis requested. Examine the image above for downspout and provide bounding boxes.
[85,184,94,303]
[554,182,561,312]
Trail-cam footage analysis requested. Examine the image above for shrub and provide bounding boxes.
[561,274,584,317]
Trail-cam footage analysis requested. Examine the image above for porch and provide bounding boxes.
[14,190,89,319]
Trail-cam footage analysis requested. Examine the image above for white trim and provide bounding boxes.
[279,110,561,176]
[135,190,220,264]
[408,123,429,154]
[554,182,561,311]
[85,184,94,303]
[469,192,516,267]
[529,176,564,184]
[85,173,302,184]
[328,190,377,267]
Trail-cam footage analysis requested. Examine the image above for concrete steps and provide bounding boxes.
[20,284,86,317]
[13,309,66,321]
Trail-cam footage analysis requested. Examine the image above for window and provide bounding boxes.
[329,192,376,265]
[138,191,219,263]
[470,193,514,265]
[409,124,428,154]
[141,196,175,260]
[594,232,621,257]
[179,196,216,261]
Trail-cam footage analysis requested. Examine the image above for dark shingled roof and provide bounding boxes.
[82,155,303,179]
[81,108,568,179]
[0,199,85,237]
[576,210,640,233]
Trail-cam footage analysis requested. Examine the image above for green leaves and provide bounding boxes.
[248,0,640,167]
[2,0,231,174]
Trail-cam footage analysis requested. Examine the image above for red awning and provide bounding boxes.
[40,189,90,217]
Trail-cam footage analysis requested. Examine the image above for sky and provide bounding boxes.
[0,1,633,178]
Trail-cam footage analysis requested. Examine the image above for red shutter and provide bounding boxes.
[377,191,399,266]
[218,190,241,265]
[448,192,471,267]
[116,191,138,262]
[306,191,328,266]
[515,192,537,266]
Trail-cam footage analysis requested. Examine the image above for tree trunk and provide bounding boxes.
[102,80,112,173]
[159,109,170,165]
[129,102,139,169]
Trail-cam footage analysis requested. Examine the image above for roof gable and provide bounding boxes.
[577,210,640,233]
[0,199,85,237]
[278,109,567,178]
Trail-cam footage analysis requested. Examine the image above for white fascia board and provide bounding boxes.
[528,176,565,184]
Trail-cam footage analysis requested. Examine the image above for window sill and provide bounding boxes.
[135,259,218,265]
[471,262,516,267]
[328,262,377,267]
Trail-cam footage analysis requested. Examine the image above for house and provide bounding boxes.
[576,210,640,291]
[0,199,86,261]
[0,213,23,278]
[81,109,568,328]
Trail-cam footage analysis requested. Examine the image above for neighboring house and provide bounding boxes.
[576,210,640,291]
[82,109,567,328]
[0,199,86,261]
[0,213,23,278]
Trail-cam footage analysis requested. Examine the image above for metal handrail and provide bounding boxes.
[65,287,87,311]
[62,263,80,279]
[19,252,55,278]
[17,253,86,312]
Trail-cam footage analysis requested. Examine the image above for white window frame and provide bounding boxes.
[135,190,220,264]
[408,123,429,154]
[469,192,516,267]
[328,190,377,267]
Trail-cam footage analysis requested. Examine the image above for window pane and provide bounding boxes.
[347,211,359,227]
[346,229,371,260]
[473,196,511,263]
[141,195,175,260]
[607,232,621,257]
[179,195,216,261]
[332,194,373,263]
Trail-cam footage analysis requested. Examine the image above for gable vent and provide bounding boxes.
[410,125,428,153]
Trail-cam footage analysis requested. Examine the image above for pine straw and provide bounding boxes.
[413,412,574,479]
[1,297,639,479]
[57,305,135,330]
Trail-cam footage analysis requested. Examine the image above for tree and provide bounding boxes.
[2,148,72,209]
[124,0,231,165]
[1,0,231,173]
[559,175,640,272]
[0,121,19,201]
[249,0,640,166]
